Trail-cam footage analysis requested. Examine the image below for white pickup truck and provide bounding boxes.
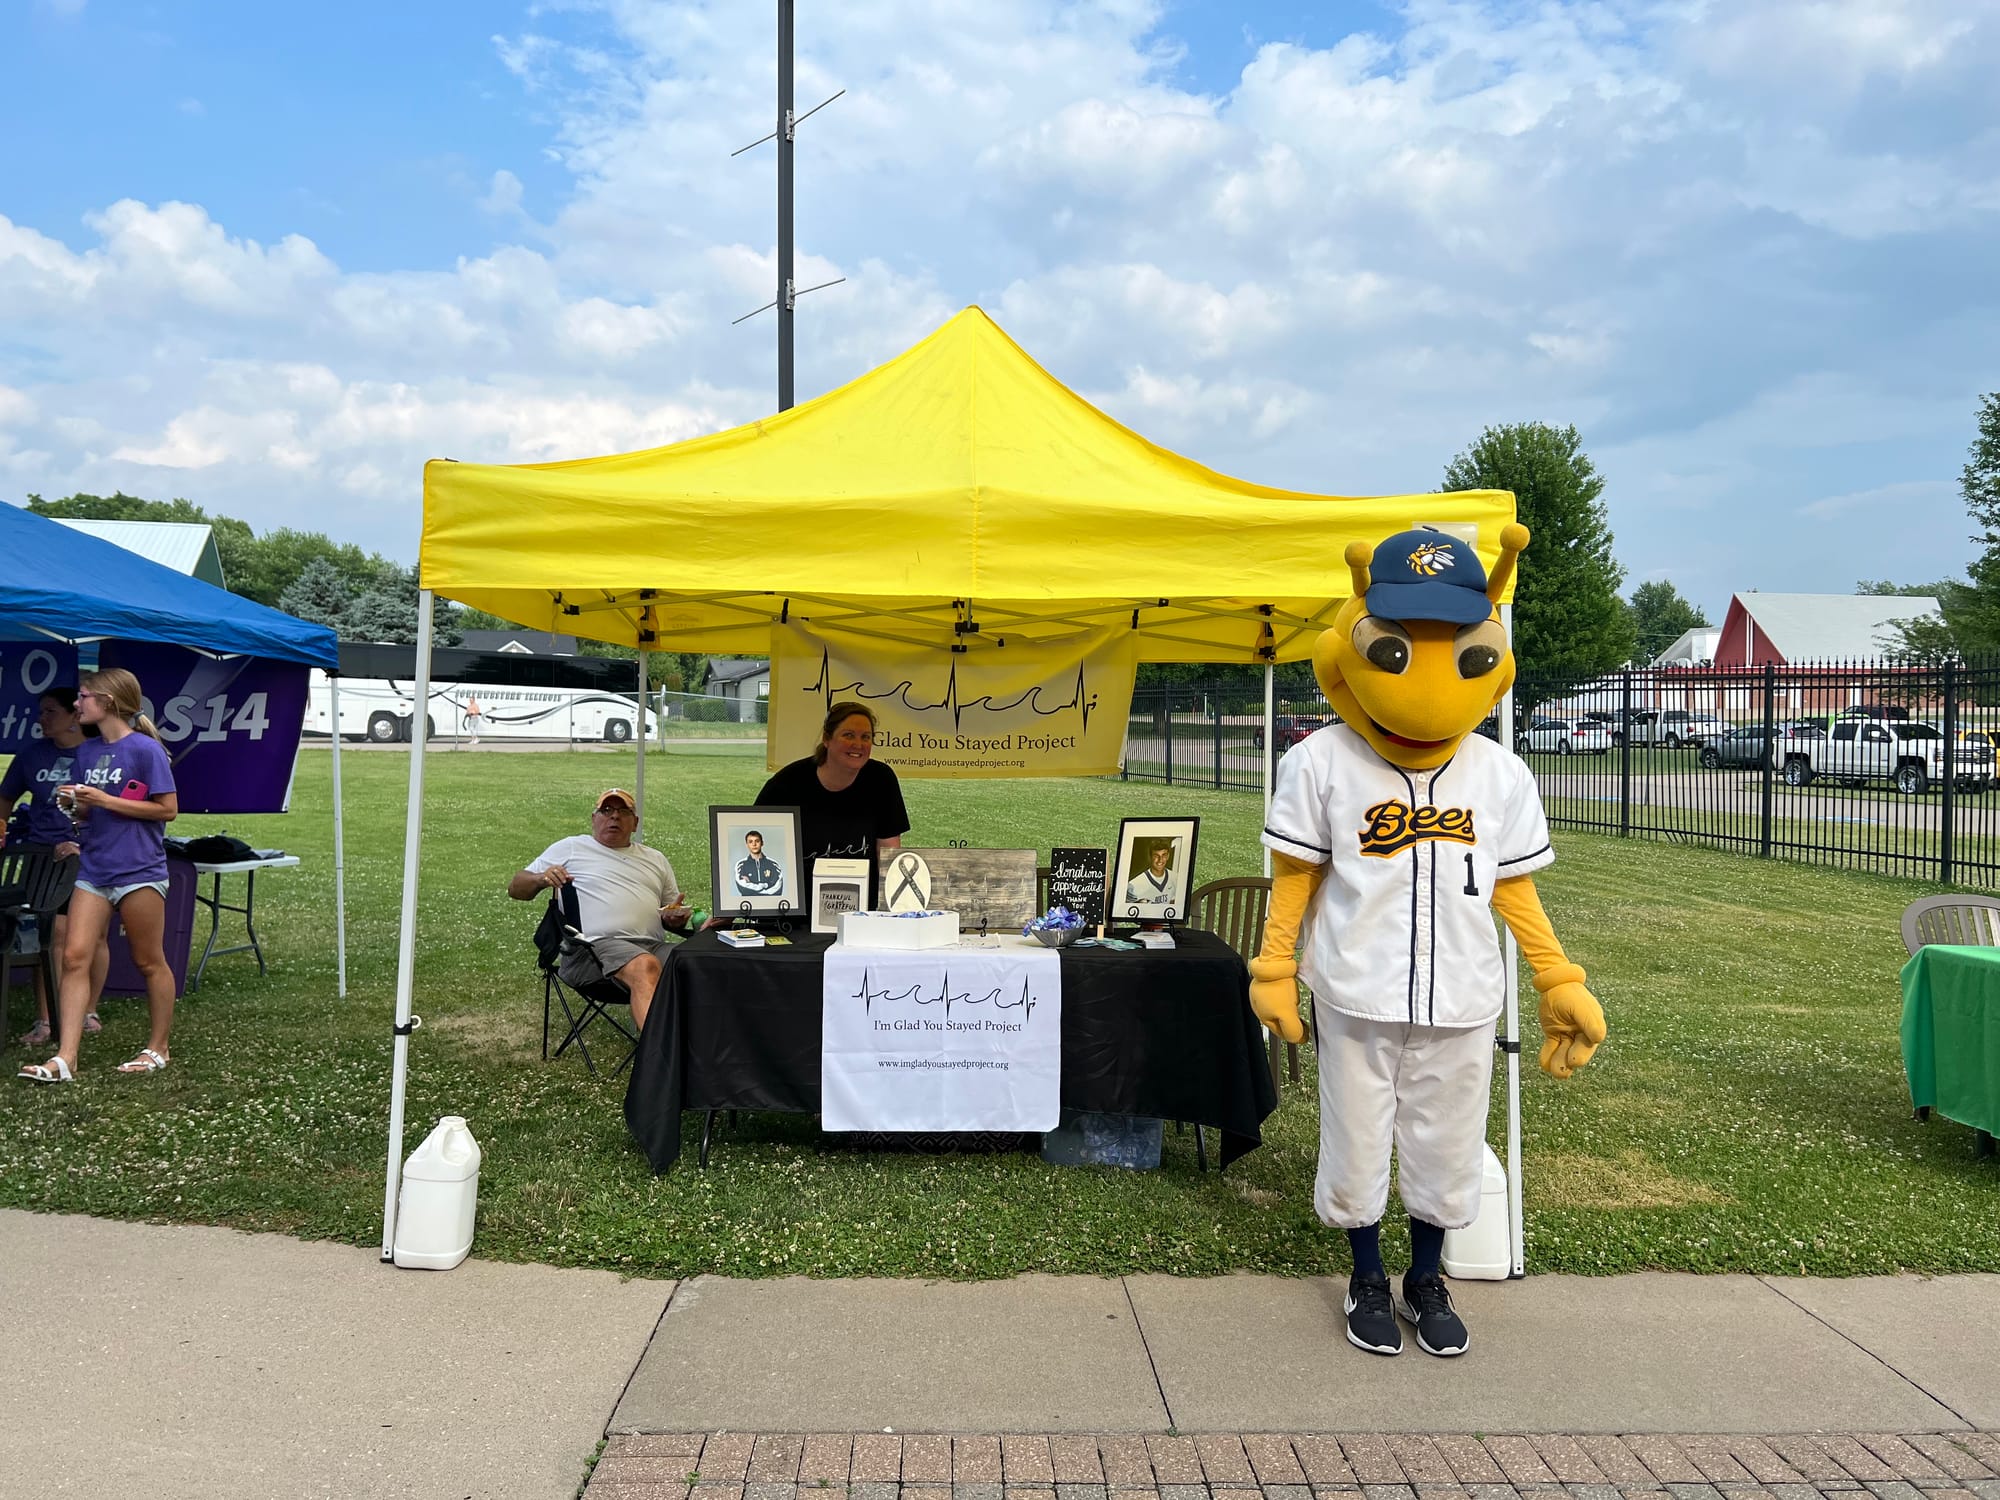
[1781,719,1996,795]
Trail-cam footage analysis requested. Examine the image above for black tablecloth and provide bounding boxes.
[624,929,1279,1171]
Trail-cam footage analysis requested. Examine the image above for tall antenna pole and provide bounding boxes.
[777,0,795,411]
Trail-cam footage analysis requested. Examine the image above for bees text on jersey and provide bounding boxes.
[1261,722,1554,1029]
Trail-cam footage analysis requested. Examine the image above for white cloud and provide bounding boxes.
[0,0,1995,609]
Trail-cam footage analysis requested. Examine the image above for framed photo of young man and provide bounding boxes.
[710,806,802,918]
[1112,817,1199,925]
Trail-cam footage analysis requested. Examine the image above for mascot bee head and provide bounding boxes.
[1312,522,1530,770]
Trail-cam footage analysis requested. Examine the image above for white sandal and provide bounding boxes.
[18,1056,75,1084]
[117,1048,169,1075]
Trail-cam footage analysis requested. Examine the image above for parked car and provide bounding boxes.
[1252,714,1325,752]
[1839,704,1911,721]
[1613,709,1731,749]
[1699,726,1777,771]
[1782,719,1996,794]
[1516,716,1612,756]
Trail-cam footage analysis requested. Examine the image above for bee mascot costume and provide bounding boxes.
[1250,524,1606,1358]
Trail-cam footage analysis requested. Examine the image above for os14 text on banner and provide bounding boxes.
[769,622,1136,779]
[0,643,80,750]
[98,641,309,815]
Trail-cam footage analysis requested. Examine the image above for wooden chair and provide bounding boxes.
[1186,876,1304,1095]
[1900,894,2000,956]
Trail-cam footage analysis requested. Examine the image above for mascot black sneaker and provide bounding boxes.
[1343,1270,1402,1355]
[1398,1272,1469,1356]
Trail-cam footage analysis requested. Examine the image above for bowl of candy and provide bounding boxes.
[1024,906,1085,947]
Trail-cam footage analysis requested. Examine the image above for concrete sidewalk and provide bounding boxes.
[0,1209,672,1499]
[4,1209,1997,1500]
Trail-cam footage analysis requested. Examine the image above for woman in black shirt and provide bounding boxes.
[756,700,910,903]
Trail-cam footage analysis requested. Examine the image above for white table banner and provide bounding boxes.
[821,938,1063,1132]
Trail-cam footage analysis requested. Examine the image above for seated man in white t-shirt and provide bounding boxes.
[508,787,689,1031]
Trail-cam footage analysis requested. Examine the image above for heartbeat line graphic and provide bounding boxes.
[852,968,1039,1024]
[806,650,1098,735]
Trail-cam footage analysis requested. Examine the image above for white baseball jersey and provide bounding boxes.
[1261,722,1554,1028]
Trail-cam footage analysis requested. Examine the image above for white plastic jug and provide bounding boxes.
[393,1116,482,1270]
[1441,1143,1511,1280]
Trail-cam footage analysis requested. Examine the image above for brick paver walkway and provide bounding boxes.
[583,1433,2000,1500]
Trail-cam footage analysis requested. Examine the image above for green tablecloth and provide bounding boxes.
[1900,944,2000,1136]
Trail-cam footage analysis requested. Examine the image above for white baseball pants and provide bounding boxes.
[1312,1002,1495,1231]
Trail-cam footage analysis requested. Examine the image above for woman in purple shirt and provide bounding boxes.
[0,687,108,1048]
[18,668,179,1084]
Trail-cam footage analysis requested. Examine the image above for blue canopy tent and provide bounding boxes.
[0,503,347,991]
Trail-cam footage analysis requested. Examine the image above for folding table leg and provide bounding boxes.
[1194,1124,1208,1172]
[1979,1129,1996,1159]
[699,1109,716,1168]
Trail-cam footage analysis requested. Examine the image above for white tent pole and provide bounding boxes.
[380,591,436,1262]
[1261,662,1274,878]
[635,653,647,828]
[1499,601,1525,1278]
[331,670,348,1000]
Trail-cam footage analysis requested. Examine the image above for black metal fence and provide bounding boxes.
[1123,661,2000,888]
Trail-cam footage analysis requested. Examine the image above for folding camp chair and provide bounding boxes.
[0,846,78,1047]
[533,888,638,1077]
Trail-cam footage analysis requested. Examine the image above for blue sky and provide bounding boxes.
[3,0,1996,623]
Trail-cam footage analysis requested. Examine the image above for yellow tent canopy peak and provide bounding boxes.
[420,306,1515,663]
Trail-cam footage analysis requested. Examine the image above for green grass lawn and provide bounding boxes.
[2,743,1993,1279]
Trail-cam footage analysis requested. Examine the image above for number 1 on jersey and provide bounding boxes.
[1463,852,1479,896]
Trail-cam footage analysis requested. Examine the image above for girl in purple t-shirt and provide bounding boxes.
[0,687,108,1048]
[18,668,179,1084]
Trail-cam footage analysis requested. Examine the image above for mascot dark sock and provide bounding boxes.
[1409,1218,1446,1280]
[1347,1223,1385,1279]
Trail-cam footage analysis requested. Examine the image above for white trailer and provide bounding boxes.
[304,671,655,744]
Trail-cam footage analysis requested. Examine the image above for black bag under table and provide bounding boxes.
[623,928,1280,1171]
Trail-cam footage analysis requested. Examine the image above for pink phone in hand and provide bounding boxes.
[118,779,149,801]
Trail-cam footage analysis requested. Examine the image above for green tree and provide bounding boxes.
[1626,580,1710,661]
[342,566,462,647]
[1442,423,1635,675]
[277,556,353,634]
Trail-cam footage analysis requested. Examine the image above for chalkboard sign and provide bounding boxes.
[1045,847,1108,928]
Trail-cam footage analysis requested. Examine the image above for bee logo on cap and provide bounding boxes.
[1407,542,1456,577]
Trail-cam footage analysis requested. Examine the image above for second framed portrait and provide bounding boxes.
[710,805,803,919]
[1111,817,1199,925]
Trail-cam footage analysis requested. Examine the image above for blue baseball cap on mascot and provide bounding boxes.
[1363,528,1495,625]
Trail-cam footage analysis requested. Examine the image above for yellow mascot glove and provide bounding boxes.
[1247,852,1325,1045]
[1531,964,1606,1080]
[1490,876,1608,1080]
[1247,956,1305,1044]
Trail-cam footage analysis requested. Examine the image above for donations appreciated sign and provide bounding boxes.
[0,643,79,750]
[1045,847,1108,929]
[821,941,1063,1132]
[770,621,1136,779]
[99,641,310,814]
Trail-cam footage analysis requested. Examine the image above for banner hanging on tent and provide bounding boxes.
[0,642,80,750]
[768,622,1136,779]
[99,641,309,814]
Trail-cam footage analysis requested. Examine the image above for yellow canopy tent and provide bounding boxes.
[384,307,1532,1275]
[421,306,1515,663]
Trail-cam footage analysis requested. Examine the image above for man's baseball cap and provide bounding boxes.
[594,788,637,813]
[1363,528,1494,625]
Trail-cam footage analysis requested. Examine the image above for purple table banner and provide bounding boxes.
[0,642,80,750]
[98,641,309,814]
